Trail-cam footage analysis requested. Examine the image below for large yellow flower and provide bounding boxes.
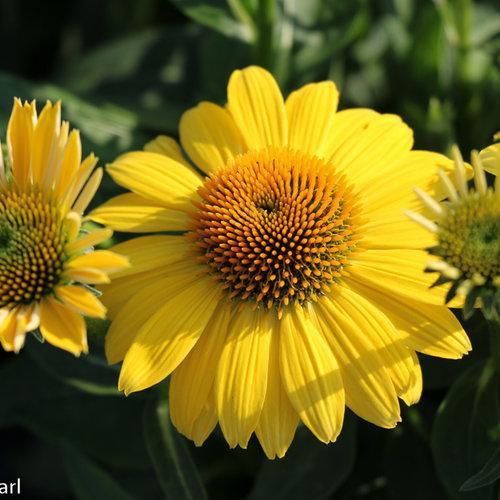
[0,99,128,355]
[91,66,471,458]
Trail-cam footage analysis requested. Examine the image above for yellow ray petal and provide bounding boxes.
[324,287,422,407]
[280,306,344,443]
[180,102,246,174]
[227,66,287,149]
[7,99,36,189]
[322,108,378,161]
[347,278,471,359]
[65,228,113,254]
[90,192,191,233]
[72,167,103,214]
[479,141,499,175]
[328,113,413,186]
[99,267,171,320]
[39,297,87,356]
[107,151,202,207]
[314,295,402,428]
[144,135,191,167]
[107,235,191,279]
[170,303,232,438]
[66,250,129,275]
[31,101,61,187]
[349,249,449,305]
[0,308,22,352]
[62,268,110,285]
[286,81,339,158]
[361,215,435,250]
[118,274,221,394]
[361,151,456,214]
[216,305,273,449]
[190,388,218,446]
[255,328,299,459]
[55,285,107,319]
[105,261,200,364]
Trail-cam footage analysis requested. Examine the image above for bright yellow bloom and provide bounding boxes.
[92,66,471,458]
[0,99,128,355]
[407,140,499,320]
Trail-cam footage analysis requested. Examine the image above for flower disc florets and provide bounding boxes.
[436,191,499,282]
[0,191,65,308]
[191,148,360,317]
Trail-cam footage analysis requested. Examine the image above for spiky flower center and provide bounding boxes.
[438,191,500,281]
[0,191,66,308]
[191,148,360,316]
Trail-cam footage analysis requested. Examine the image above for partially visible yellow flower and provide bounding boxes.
[92,66,471,459]
[479,131,500,176]
[0,99,128,355]
[407,142,499,320]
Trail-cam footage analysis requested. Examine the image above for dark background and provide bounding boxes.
[0,0,499,498]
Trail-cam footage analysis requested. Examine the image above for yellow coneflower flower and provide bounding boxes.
[407,140,499,321]
[91,66,471,459]
[0,99,128,355]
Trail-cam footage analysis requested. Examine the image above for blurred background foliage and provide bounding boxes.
[0,0,499,498]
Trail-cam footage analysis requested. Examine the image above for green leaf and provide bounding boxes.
[461,448,500,491]
[25,333,120,397]
[249,414,356,500]
[431,361,500,499]
[0,355,150,468]
[169,0,253,42]
[61,443,134,500]
[143,393,207,500]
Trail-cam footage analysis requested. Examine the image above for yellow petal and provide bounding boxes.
[348,278,471,359]
[227,66,287,149]
[180,102,246,174]
[90,193,191,233]
[361,151,456,213]
[105,261,200,364]
[479,141,499,175]
[107,151,201,207]
[55,285,107,319]
[314,295,401,428]
[144,135,190,167]
[323,108,378,160]
[216,305,273,448]
[99,267,170,320]
[7,99,36,189]
[39,297,87,356]
[54,130,82,199]
[349,249,449,305]
[324,287,422,407]
[118,274,221,394]
[280,306,344,443]
[361,215,436,250]
[328,112,413,186]
[255,329,299,459]
[31,101,61,186]
[286,81,339,158]
[170,304,232,439]
[107,235,191,279]
[62,268,110,285]
[67,250,129,276]
[65,228,113,254]
[0,309,20,352]
[190,388,218,446]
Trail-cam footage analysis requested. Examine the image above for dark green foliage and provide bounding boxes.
[0,0,499,498]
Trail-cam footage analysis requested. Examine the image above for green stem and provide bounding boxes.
[488,318,500,373]
[255,0,275,69]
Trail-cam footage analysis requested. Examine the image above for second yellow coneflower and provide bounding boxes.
[0,99,128,355]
